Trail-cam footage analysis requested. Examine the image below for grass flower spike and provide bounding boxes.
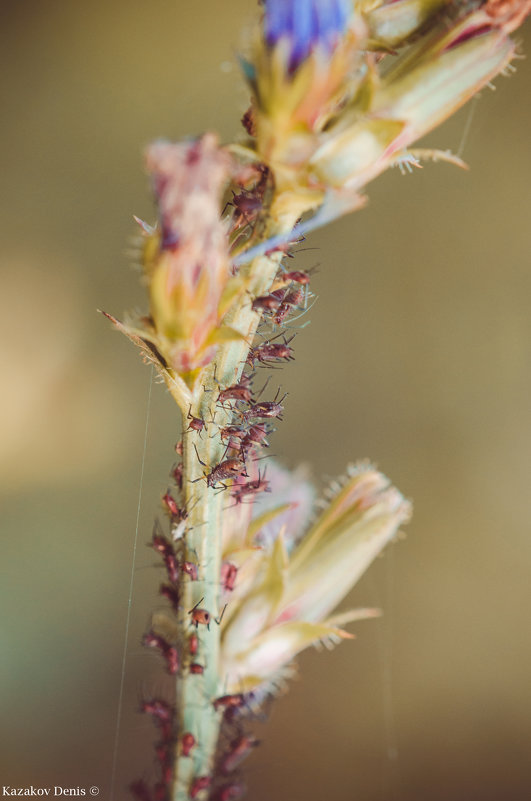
[103,1,530,799]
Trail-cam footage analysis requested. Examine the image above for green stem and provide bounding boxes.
[170,205,298,801]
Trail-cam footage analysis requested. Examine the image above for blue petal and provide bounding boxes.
[289,0,317,68]
[264,0,351,69]
[265,0,292,47]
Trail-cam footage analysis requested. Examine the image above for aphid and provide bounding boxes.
[189,598,227,630]
[189,662,204,675]
[265,239,297,258]
[220,561,238,592]
[159,582,180,612]
[143,631,168,651]
[164,552,179,585]
[171,463,183,490]
[215,784,246,801]
[218,425,248,444]
[217,377,254,405]
[186,406,205,435]
[231,471,271,505]
[164,646,179,675]
[153,782,167,801]
[241,391,287,422]
[246,339,295,367]
[272,301,291,326]
[238,424,270,454]
[181,561,198,581]
[192,444,248,488]
[246,424,269,445]
[155,742,171,767]
[162,491,180,518]
[130,780,152,801]
[190,776,211,799]
[174,439,183,456]
[213,693,246,713]
[150,526,174,558]
[283,284,305,308]
[188,632,199,656]
[282,269,310,284]
[188,600,211,629]
[251,291,284,312]
[229,189,263,226]
[241,105,255,137]
[221,735,260,774]
[160,764,173,787]
[142,632,179,675]
[141,699,173,724]
[181,732,196,757]
[150,529,180,584]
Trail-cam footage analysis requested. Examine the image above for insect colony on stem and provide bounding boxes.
[134,203,316,800]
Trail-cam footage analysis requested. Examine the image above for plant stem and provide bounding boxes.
[170,204,298,801]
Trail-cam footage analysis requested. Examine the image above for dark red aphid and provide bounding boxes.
[164,552,179,584]
[246,340,295,367]
[130,779,153,801]
[221,561,238,592]
[231,472,271,505]
[141,699,173,724]
[150,526,179,582]
[251,290,285,312]
[182,561,198,581]
[190,776,211,799]
[155,742,171,767]
[242,393,287,422]
[213,693,246,713]
[143,631,168,651]
[188,632,199,656]
[172,463,183,489]
[164,646,179,675]
[265,239,297,258]
[283,284,305,308]
[150,527,174,558]
[186,405,205,434]
[217,377,254,405]
[230,189,263,224]
[160,763,173,787]
[218,425,248,444]
[192,444,248,488]
[153,783,167,801]
[190,662,204,675]
[272,302,291,326]
[246,424,269,445]
[162,491,181,518]
[241,105,255,137]
[215,784,245,801]
[282,270,310,284]
[181,732,196,757]
[159,583,180,612]
[221,735,260,774]
[143,632,179,675]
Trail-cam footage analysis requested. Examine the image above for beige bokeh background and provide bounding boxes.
[1,2,531,800]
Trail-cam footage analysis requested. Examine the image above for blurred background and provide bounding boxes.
[1,2,531,800]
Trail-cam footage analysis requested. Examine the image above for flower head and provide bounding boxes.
[240,0,528,238]
[103,134,248,389]
[217,461,411,693]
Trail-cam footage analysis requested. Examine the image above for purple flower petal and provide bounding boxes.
[264,0,351,69]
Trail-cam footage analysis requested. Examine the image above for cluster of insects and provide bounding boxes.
[131,161,316,799]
